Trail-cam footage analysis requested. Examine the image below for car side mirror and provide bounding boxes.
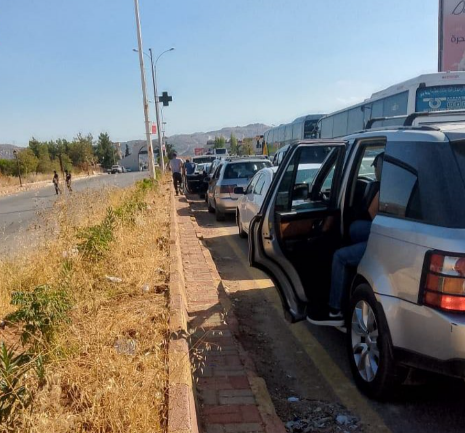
[233,186,245,195]
[292,183,309,201]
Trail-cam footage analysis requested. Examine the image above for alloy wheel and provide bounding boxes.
[351,300,380,382]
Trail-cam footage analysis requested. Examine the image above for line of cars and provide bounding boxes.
[197,111,465,400]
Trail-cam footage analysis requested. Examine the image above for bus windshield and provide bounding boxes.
[416,85,465,112]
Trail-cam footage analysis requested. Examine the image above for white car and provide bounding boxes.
[235,167,278,237]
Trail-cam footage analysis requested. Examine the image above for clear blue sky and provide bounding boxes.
[0,0,439,145]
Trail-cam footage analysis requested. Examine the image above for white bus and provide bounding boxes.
[317,71,465,138]
[264,114,324,154]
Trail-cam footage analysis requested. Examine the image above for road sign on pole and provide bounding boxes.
[159,92,173,107]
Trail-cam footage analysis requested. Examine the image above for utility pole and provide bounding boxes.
[12,150,22,187]
[148,49,164,173]
[133,0,156,180]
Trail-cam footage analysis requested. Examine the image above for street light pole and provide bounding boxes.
[149,47,174,174]
[133,0,156,180]
[13,150,22,187]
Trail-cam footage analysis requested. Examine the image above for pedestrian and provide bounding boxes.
[65,170,72,192]
[169,152,184,195]
[52,170,61,195]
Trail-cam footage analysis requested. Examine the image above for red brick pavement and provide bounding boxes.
[173,195,285,433]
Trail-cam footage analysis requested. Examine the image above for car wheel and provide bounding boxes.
[207,198,215,213]
[347,284,406,400]
[237,211,247,238]
[215,204,225,221]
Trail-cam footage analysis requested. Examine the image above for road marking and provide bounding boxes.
[211,225,392,433]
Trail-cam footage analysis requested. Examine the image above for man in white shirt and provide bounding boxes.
[169,152,184,195]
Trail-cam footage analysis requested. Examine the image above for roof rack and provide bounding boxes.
[365,115,408,130]
[404,109,465,126]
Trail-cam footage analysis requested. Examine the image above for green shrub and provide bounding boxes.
[77,207,115,260]
[5,285,71,347]
[0,343,33,424]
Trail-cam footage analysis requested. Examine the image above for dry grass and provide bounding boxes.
[0,177,171,432]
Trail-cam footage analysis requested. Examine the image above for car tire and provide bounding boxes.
[237,211,247,238]
[347,284,406,400]
[215,205,225,221]
[207,198,215,213]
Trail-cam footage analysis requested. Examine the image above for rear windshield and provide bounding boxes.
[451,141,465,184]
[224,162,270,179]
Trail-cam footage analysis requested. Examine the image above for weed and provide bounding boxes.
[5,285,71,347]
[0,343,32,425]
[77,207,116,260]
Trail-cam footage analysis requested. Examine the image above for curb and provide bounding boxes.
[184,195,286,433]
[168,192,200,433]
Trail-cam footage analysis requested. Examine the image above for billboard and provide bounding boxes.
[439,0,465,71]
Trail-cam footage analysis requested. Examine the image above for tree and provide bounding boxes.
[28,138,42,159]
[125,144,130,157]
[230,133,238,155]
[18,149,38,175]
[214,136,225,149]
[36,146,53,173]
[95,133,117,169]
[240,138,254,156]
[68,133,94,169]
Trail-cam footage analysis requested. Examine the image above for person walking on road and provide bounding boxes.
[169,152,184,195]
[53,171,61,195]
[65,170,72,192]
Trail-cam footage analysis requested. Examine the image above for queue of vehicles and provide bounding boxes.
[185,71,465,400]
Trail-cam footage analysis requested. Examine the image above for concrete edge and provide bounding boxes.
[185,198,286,433]
[168,191,200,433]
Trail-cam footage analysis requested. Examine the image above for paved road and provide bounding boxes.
[0,172,148,256]
[185,193,465,433]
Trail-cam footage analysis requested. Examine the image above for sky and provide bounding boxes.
[0,0,439,146]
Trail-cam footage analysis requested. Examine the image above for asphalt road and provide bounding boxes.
[0,171,148,256]
[185,192,465,433]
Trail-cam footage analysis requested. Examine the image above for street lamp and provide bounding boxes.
[133,47,174,172]
[12,150,22,187]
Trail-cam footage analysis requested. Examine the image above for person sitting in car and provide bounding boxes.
[308,152,384,327]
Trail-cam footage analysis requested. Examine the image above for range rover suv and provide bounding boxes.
[249,115,465,398]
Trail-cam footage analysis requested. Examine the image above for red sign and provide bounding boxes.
[439,0,465,71]
[151,123,157,134]
[194,148,205,156]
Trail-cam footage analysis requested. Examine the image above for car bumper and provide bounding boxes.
[379,294,465,376]
[215,196,239,213]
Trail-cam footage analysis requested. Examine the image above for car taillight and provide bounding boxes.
[420,251,465,312]
[220,185,236,194]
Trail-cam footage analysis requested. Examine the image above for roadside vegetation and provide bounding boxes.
[0,133,118,191]
[0,176,170,432]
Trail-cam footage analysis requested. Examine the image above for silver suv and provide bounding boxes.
[207,157,272,221]
[250,118,465,398]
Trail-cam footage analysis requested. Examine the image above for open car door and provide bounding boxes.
[249,141,346,323]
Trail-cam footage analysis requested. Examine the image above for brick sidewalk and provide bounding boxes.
[173,194,285,433]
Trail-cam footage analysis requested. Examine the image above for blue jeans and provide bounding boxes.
[328,220,372,311]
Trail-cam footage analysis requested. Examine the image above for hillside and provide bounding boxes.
[0,144,22,160]
[120,123,271,156]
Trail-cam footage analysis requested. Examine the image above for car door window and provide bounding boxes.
[276,146,335,211]
[254,174,266,195]
[246,174,260,194]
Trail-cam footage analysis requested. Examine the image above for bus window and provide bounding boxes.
[285,124,293,142]
[332,111,348,137]
[320,117,334,138]
[348,107,364,135]
[304,120,318,138]
[383,91,408,117]
[372,100,383,118]
[293,122,302,140]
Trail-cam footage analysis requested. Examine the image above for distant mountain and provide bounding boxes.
[119,123,271,156]
[0,144,22,160]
